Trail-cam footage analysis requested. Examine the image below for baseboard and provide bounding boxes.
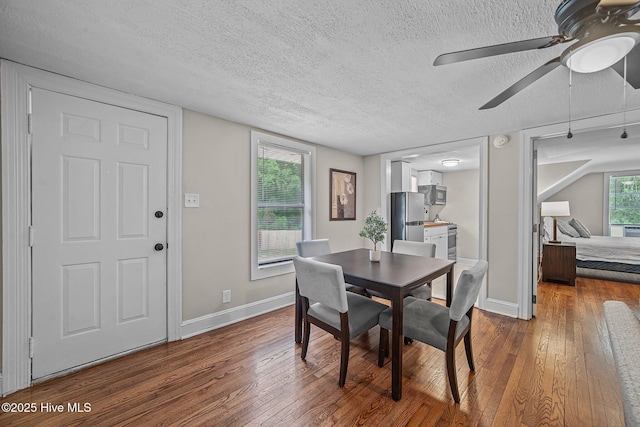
[181,292,295,339]
[456,257,477,266]
[483,298,519,318]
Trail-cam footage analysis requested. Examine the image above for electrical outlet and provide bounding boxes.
[222,289,231,303]
[184,193,200,208]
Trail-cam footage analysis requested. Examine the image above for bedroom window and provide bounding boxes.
[250,131,315,280]
[607,172,640,234]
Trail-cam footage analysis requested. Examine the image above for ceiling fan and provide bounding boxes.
[434,0,640,109]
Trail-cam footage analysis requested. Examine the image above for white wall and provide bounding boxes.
[182,110,365,321]
[537,160,589,194]
[544,172,604,236]
[316,146,367,252]
[487,132,520,304]
[363,154,382,217]
[439,169,479,260]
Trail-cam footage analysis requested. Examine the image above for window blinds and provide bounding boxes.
[257,142,306,265]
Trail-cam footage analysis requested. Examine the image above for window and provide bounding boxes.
[605,171,640,235]
[251,131,315,280]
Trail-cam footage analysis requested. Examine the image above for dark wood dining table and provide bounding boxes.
[294,248,455,401]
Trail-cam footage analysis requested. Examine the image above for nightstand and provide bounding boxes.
[542,242,576,286]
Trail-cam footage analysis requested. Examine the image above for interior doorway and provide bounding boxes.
[520,110,640,319]
[378,137,489,307]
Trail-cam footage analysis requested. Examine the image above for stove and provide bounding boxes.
[447,224,457,261]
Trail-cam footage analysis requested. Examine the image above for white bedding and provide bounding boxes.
[542,216,640,265]
[560,235,640,264]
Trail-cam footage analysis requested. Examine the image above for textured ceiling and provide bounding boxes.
[1,0,639,156]
[537,122,640,168]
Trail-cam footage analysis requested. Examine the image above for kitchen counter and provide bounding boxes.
[424,222,449,228]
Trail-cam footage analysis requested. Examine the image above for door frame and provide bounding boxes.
[378,137,489,308]
[518,108,640,320]
[1,60,183,395]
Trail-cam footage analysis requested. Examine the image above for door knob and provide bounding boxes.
[155,211,164,218]
[154,243,164,251]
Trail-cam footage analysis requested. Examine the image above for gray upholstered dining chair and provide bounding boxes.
[293,256,388,387]
[392,240,436,300]
[296,239,367,296]
[296,239,331,258]
[377,260,488,402]
[366,240,436,302]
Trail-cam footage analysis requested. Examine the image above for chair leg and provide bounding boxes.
[301,320,311,360]
[385,335,389,357]
[338,336,349,387]
[337,312,351,387]
[378,328,389,367]
[464,332,475,371]
[446,345,460,403]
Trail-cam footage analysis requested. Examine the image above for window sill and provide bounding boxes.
[251,259,295,281]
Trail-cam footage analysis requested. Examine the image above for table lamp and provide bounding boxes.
[541,201,570,244]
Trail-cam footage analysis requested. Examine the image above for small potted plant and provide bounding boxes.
[359,210,388,262]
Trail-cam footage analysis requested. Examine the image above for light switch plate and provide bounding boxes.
[184,193,200,208]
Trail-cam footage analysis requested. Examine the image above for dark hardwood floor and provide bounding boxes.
[1,277,638,426]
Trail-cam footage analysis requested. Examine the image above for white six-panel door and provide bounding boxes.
[31,88,168,379]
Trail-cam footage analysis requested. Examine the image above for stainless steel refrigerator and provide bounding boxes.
[390,192,425,248]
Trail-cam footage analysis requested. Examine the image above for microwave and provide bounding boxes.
[418,184,446,205]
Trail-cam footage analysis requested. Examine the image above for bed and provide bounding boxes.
[542,217,640,283]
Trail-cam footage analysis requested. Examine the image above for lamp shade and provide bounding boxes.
[540,201,570,217]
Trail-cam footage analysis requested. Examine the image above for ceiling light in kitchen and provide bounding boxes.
[441,159,459,167]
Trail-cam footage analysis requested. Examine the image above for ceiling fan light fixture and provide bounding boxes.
[564,32,639,73]
[441,159,459,168]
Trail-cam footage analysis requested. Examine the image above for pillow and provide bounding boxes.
[557,219,580,238]
[542,216,554,240]
[569,218,591,238]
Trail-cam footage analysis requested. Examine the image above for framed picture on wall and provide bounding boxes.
[330,168,356,221]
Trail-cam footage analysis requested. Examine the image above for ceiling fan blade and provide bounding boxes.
[434,36,566,66]
[480,57,562,110]
[612,44,640,88]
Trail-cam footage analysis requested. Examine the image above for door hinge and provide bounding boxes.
[29,337,35,358]
[29,226,35,247]
[532,295,537,304]
[28,113,33,134]
[533,223,538,233]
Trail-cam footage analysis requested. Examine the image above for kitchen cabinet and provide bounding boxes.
[391,161,413,192]
[418,170,442,186]
[424,225,448,259]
